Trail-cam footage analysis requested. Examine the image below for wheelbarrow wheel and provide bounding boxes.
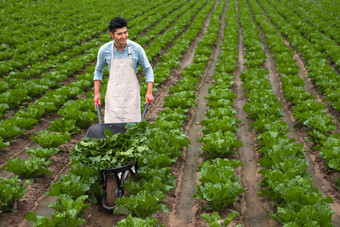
[105,174,117,207]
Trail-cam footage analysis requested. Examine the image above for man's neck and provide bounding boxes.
[114,42,126,52]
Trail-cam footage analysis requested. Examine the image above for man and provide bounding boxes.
[93,16,154,123]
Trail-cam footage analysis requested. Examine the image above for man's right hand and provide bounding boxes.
[93,80,102,108]
[93,93,101,108]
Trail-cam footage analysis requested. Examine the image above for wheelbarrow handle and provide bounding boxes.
[96,102,102,124]
[142,101,150,121]
[95,101,149,124]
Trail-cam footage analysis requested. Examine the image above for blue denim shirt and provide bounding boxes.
[94,40,154,82]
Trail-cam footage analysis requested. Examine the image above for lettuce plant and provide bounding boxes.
[4,157,52,179]
[195,159,245,211]
[201,211,240,227]
[199,131,242,158]
[48,118,81,133]
[30,130,71,148]
[0,176,27,213]
[26,147,59,159]
[114,190,168,218]
[116,214,161,227]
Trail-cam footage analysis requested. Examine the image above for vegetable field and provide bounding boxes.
[0,0,339,226]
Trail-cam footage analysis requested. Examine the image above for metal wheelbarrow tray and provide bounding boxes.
[84,103,149,210]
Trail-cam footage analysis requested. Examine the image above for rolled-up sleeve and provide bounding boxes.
[137,46,154,83]
[94,46,106,81]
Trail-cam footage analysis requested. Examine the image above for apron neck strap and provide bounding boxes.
[111,41,131,59]
[127,43,131,58]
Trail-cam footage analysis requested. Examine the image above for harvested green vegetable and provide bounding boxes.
[72,121,150,170]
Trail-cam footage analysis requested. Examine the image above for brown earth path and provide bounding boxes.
[233,1,275,226]
[168,1,227,226]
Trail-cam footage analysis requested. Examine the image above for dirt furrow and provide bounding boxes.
[169,1,228,226]
[233,9,273,225]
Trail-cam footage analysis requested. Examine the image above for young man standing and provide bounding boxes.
[93,16,154,123]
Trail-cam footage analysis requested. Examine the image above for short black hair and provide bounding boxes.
[109,17,128,33]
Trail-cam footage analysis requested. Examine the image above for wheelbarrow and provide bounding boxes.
[85,102,149,210]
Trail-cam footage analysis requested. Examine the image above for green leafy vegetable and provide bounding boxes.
[116,214,161,227]
[199,131,242,157]
[319,135,340,171]
[201,211,240,227]
[195,181,246,211]
[195,158,245,211]
[25,210,86,227]
[114,190,168,218]
[48,175,95,200]
[49,194,89,215]
[336,177,340,190]
[30,130,71,148]
[0,176,27,213]
[48,118,81,133]
[4,157,52,179]
[26,147,59,159]
[72,121,150,170]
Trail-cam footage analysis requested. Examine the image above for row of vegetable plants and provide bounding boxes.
[0,0,183,118]
[285,0,340,43]
[0,0,164,75]
[0,0,131,48]
[251,0,340,180]
[256,0,340,115]
[238,0,334,225]
[0,0,103,57]
[6,0,217,224]
[0,0,210,215]
[0,0,203,150]
[0,2,110,72]
[195,0,245,225]
[267,0,339,70]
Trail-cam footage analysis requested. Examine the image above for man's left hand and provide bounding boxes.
[145,92,154,104]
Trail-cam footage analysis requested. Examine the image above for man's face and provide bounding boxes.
[110,27,128,47]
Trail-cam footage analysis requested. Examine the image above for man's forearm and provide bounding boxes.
[94,80,101,94]
[146,82,153,94]
[145,82,154,104]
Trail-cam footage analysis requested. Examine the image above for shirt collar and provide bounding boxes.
[112,41,128,53]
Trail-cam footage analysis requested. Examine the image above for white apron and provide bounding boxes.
[104,41,141,123]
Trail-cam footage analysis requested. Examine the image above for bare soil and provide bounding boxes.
[233,28,276,227]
